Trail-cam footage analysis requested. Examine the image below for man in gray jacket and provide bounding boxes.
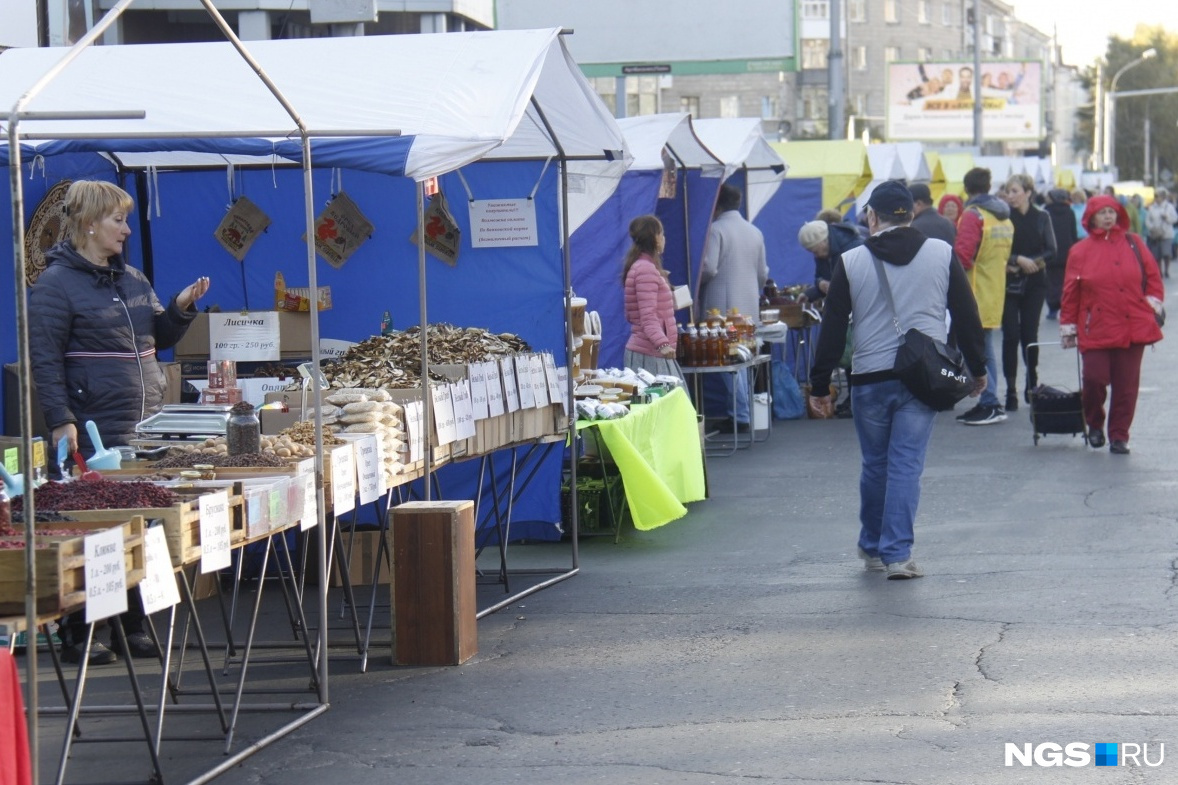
[809,181,987,579]
[698,184,768,431]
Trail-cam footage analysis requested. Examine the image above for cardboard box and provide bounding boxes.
[173,311,314,360]
[332,530,390,587]
[201,387,244,405]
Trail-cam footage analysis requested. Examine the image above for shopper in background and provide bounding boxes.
[1144,187,1176,279]
[953,167,1014,426]
[1001,173,1056,410]
[938,193,964,226]
[622,214,684,384]
[1060,195,1164,455]
[29,179,210,665]
[699,184,768,431]
[1071,189,1089,240]
[1043,188,1079,320]
[809,181,987,579]
[909,183,957,244]
[797,217,863,305]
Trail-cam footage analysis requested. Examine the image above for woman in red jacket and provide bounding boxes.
[1060,195,1164,454]
[622,215,684,383]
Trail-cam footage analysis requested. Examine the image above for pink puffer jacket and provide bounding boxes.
[624,256,677,356]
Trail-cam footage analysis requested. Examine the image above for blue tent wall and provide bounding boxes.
[662,169,722,306]
[754,176,823,290]
[3,157,566,540]
[569,169,660,370]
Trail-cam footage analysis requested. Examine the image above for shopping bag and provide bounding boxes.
[771,361,806,420]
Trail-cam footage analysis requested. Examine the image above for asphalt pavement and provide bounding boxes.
[30,301,1178,785]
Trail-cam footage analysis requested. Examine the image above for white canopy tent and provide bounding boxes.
[4,11,629,780]
[616,113,723,171]
[691,118,787,221]
[892,142,932,183]
[856,144,909,210]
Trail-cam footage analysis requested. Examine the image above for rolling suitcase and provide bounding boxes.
[1027,342,1088,446]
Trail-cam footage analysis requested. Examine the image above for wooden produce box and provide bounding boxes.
[59,490,244,568]
[0,516,146,615]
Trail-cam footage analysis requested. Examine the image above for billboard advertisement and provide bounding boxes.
[886,61,1043,142]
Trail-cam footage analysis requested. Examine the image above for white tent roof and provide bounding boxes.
[892,142,931,183]
[691,118,787,221]
[617,113,723,171]
[0,28,627,183]
[856,145,908,209]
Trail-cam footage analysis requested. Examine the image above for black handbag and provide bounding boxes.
[1126,234,1165,327]
[871,256,975,411]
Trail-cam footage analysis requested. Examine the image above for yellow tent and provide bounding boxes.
[925,151,948,201]
[937,152,975,201]
[773,139,872,212]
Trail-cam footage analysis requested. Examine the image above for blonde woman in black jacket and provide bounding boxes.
[28,180,209,665]
[1002,173,1057,410]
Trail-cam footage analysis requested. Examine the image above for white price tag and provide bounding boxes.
[530,355,549,408]
[515,355,536,409]
[355,435,382,505]
[501,357,521,413]
[331,444,356,516]
[85,527,128,624]
[199,491,233,574]
[209,311,281,362]
[544,354,562,405]
[468,363,490,421]
[404,400,424,463]
[431,384,458,446]
[556,365,570,415]
[300,472,318,531]
[139,527,180,615]
[451,381,476,440]
[486,361,506,417]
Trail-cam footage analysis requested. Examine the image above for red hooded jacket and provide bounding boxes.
[1060,195,1164,351]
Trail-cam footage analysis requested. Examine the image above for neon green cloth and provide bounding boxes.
[576,387,705,530]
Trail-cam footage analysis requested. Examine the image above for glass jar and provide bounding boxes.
[226,402,261,456]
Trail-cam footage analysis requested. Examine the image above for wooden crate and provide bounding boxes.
[0,516,146,615]
[60,492,243,567]
[390,500,477,666]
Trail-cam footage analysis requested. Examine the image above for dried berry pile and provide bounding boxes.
[154,451,289,469]
[13,480,179,511]
[13,511,77,524]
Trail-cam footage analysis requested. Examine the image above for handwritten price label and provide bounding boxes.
[85,527,128,623]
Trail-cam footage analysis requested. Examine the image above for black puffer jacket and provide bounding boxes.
[28,242,196,449]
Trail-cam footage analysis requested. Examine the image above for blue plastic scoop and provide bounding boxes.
[84,420,123,471]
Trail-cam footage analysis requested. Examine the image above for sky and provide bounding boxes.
[1011,1,1173,67]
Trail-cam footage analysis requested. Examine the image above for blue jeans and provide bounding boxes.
[852,379,937,565]
[702,371,751,423]
[980,329,1000,408]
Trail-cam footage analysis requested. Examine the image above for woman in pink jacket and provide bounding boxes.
[623,215,684,383]
[1060,195,1164,454]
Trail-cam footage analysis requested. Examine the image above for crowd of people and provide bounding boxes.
[797,171,1167,578]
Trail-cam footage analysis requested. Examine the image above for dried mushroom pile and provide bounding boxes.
[318,324,531,390]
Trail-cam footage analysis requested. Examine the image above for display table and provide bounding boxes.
[681,354,772,456]
[575,387,705,531]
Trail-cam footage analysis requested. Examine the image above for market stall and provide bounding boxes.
[571,113,723,370]
[3,15,629,781]
[774,139,872,213]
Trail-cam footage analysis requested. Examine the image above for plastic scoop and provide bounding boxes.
[73,451,102,482]
[84,420,122,471]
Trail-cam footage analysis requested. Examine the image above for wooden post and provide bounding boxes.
[390,500,477,665]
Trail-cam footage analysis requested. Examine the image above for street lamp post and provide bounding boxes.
[1104,48,1157,174]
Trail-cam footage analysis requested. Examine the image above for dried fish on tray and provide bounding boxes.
[315,323,532,391]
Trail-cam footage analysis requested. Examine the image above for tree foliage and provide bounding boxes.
[1105,26,1178,183]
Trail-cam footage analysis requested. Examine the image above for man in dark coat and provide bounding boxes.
[909,183,957,245]
[1043,188,1079,319]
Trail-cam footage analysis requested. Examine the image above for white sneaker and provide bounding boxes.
[885,559,924,580]
[857,547,885,572]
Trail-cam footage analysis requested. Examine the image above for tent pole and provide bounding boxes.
[418,181,433,498]
[7,109,38,785]
[528,95,578,568]
[679,168,695,323]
